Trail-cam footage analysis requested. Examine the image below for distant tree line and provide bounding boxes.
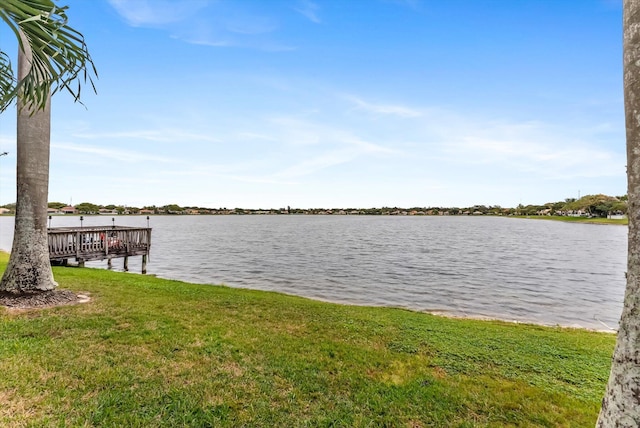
[0,194,628,217]
[515,194,627,218]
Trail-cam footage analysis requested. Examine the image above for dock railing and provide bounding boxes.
[48,226,152,273]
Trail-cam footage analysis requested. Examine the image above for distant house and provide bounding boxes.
[139,209,154,215]
[47,208,61,214]
[61,206,76,214]
[0,207,10,215]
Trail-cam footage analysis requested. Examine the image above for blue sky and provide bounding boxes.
[0,0,625,209]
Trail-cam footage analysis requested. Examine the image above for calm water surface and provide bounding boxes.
[0,215,627,330]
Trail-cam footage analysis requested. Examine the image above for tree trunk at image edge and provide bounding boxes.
[597,0,640,425]
[0,47,56,294]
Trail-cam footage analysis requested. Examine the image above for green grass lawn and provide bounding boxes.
[512,215,628,225]
[0,252,615,427]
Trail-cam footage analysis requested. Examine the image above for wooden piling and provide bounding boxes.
[142,255,147,274]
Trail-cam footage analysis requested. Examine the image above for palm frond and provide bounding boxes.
[0,52,16,109]
[0,0,97,112]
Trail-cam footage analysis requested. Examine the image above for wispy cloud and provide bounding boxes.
[157,164,297,185]
[226,16,278,35]
[253,115,400,179]
[183,37,234,48]
[346,95,422,118]
[107,0,209,27]
[432,117,625,179]
[268,115,399,153]
[183,22,296,51]
[294,0,322,23]
[236,132,279,142]
[340,135,397,154]
[71,129,221,144]
[52,142,176,164]
[273,149,357,178]
[107,0,296,51]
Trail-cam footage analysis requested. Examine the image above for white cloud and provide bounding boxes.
[273,149,358,179]
[346,95,422,118]
[226,16,278,35]
[107,0,294,52]
[183,30,295,52]
[182,37,234,48]
[263,116,399,179]
[433,117,624,179]
[294,0,322,24]
[236,132,279,142]
[107,0,209,27]
[267,115,399,154]
[52,142,176,164]
[341,135,398,155]
[71,129,221,144]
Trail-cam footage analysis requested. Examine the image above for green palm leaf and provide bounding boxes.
[0,0,97,112]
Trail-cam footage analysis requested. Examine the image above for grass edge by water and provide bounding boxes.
[511,215,628,225]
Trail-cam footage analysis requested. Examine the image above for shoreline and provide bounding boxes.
[0,250,620,333]
[512,215,628,225]
[129,267,622,333]
[284,293,619,333]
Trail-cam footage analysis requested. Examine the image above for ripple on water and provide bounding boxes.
[0,215,627,330]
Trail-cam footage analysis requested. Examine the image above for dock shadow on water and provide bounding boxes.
[0,215,627,330]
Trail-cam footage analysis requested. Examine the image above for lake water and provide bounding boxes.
[0,215,627,331]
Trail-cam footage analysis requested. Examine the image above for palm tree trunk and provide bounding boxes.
[0,44,56,293]
[597,0,640,425]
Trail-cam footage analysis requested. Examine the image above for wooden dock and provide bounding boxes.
[48,226,152,273]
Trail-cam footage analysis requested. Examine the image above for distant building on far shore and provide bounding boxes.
[61,206,76,214]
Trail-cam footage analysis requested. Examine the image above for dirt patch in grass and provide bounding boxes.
[0,289,90,310]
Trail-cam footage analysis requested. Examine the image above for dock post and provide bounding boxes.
[124,256,129,272]
[78,259,85,268]
[142,255,147,274]
[107,258,112,269]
